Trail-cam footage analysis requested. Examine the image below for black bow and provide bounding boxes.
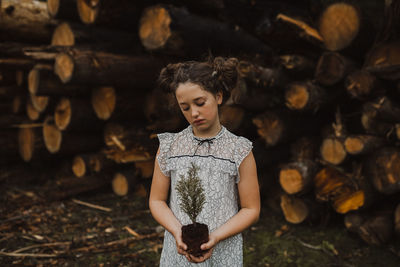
[193,138,215,155]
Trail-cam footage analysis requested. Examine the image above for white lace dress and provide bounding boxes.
[157,125,252,267]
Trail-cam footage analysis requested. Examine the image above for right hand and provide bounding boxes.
[173,230,187,255]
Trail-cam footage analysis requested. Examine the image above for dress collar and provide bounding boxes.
[187,124,226,142]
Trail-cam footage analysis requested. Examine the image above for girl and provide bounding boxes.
[149,57,260,266]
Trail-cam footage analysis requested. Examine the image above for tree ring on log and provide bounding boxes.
[112,172,129,196]
[43,116,62,154]
[77,0,100,24]
[319,3,360,51]
[72,155,86,177]
[285,84,308,110]
[320,138,346,165]
[30,93,49,113]
[26,99,40,121]
[139,6,172,50]
[18,127,35,162]
[91,87,116,120]
[52,22,74,46]
[55,53,74,84]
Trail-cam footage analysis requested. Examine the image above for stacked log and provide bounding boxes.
[0,0,400,246]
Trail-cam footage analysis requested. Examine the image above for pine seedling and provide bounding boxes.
[176,162,206,225]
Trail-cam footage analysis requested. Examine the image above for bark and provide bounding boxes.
[54,96,103,131]
[345,70,381,100]
[47,0,80,22]
[314,52,356,86]
[344,135,385,155]
[365,147,400,195]
[51,21,143,54]
[139,5,272,60]
[54,50,165,89]
[0,0,56,44]
[365,41,400,81]
[42,116,103,155]
[279,160,318,195]
[285,80,327,112]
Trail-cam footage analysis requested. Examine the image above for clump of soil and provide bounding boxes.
[182,222,209,257]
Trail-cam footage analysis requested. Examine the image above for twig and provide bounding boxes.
[71,199,112,212]
[71,232,161,253]
[124,226,141,237]
[9,123,45,128]
[0,251,57,258]
[276,13,324,42]
[111,135,126,151]
[12,242,70,253]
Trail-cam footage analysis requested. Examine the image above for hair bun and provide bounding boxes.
[158,63,181,92]
[212,57,239,93]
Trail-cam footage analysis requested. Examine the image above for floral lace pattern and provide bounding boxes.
[157,125,252,266]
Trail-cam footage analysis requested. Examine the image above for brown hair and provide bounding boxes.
[158,57,238,105]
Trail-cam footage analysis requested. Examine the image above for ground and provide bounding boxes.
[1,184,399,267]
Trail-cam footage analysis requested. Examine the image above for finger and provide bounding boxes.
[201,241,213,250]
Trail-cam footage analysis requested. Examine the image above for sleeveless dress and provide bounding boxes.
[157,125,252,267]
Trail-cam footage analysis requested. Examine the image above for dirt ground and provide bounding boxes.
[1,182,400,267]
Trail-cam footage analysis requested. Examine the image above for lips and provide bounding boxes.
[193,119,205,125]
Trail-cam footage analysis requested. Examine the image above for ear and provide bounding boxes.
[216,92,223,105]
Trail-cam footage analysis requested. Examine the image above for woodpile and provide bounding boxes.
[0,0,399,246]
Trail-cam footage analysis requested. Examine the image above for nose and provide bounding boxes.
[191,106,200,118]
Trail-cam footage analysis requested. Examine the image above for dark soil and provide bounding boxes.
[181,222,209,257]
[0,181,399,266]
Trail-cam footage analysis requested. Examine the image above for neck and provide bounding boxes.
[192,122,222,139]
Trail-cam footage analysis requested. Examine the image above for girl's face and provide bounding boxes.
[175,82,222,136]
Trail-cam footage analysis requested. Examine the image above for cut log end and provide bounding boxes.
[333,190,365,214]
[112,172,129,196]
[30,94,49,113]
[43,116,62,154]
[279,169,303,195]
[319,3,360,51]
[91,87,116,120]
[320,138,346,165]
[72,155,86,177]
[26,100,40,121]
[28,68,39,95]
[47,0,59,17]
[285,84,308,110]
[51,22,75,46]
[280,194,309,224]
[139,6,172,50]
[344,137,363,154]
[77,0,99,24]
[55,53,74,84]
[54,98,71,131]
[18,127,35,162]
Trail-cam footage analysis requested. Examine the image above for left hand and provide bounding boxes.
[186,233,218,263]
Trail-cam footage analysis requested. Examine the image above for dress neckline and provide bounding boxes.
[187,125,226,142]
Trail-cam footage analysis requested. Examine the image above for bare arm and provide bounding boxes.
[190,151,260,262]
[149,148,187,254]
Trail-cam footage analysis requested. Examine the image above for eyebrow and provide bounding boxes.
[179,97,205,105]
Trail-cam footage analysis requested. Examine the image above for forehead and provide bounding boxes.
[175,82,210,101]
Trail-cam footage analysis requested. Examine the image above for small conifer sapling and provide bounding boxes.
[176,162,209,257]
